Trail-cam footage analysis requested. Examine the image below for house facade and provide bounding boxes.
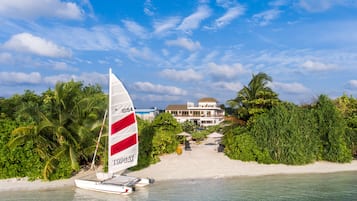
[165,97,225,127]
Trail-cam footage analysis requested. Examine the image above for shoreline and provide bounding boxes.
[1,141,357,192]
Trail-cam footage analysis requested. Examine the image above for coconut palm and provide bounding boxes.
[228,72,279,121]
[9,81,107,180]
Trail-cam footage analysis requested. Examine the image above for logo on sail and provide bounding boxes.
[113,154,135,166]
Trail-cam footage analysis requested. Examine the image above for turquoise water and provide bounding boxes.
[2,172,357,201]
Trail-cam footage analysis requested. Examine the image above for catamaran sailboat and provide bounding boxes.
[75,69,153,194]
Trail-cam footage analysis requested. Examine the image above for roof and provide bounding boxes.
[165,104,188,110]
[198,97,217,103]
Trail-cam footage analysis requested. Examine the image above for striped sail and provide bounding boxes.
[108,69,138,174]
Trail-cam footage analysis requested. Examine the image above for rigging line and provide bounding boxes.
[90,109,108,170]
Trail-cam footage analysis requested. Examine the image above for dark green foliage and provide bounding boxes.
[130,118,154,170]
[335,94,357,157]
[150,113,181,161]
[181,120,197,133]
[1,81,107,180]
[251,103,320,164]
[131,113,181,170]
[225,95,353,165]
[223,127,274,163]
[313,95,351,162]
[0,119,43,180]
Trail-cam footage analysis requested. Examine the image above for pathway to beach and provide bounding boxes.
[1,138,357,191]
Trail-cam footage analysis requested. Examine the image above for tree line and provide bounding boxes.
[223,73,357,164]
[0,81,184,180]
[0,73,356,180]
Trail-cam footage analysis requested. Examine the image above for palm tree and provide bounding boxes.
[228,72,279,121]
[9,81,107,180]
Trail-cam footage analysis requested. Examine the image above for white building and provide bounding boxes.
[135,107,160,121]
[165,97,225,127]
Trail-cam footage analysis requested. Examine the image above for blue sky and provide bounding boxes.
[1,0,357,109]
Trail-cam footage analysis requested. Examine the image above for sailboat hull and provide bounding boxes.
[74,178,133,195]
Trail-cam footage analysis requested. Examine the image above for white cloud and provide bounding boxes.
[153,17,181,35]
[50,25,130,51]
[128,47,159,61]
[348,80,357,89]
[211,81,243,92]
[0,72,41,84]
[177,5,211,32]
[144,0,155,16]
[302,60,336,72]
[213,6,245,28]
[0,0,83,20]
[298,0,338,12]
[160,69,203,82]
[271,81,310,94]
[134,82,187,95]
[43,72,107,86]
[51,61,78,71]
[0,52,12,63]
[122,20,148,39]
[165,37,201,51]
[216,0,238,8]
[269,0,288,7]
[3,33,72,58]
[208,62,248,80]
[252,9,281,26]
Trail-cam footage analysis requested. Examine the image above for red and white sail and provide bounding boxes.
[108,68,138,174]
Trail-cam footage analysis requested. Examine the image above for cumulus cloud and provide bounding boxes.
[0,72,41,85]
[348,80,357,89]
[165,37,201,51]
[213,6,245,28]
[208,62,248,80]
[177,5,211,32]
[51,61,78,71]
[160,68,203,82]
[271,81,310,94]
[0,52,12,63]
[3,33,72,58]
[0,0,83,20]
[302,60,336,72]
[252,9,281,26]
[134,82,187,95]
[211,81,243,92]
[43,72,107,85]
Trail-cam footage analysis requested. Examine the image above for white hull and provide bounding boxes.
[75,174,154,194]
[74,178,133,195]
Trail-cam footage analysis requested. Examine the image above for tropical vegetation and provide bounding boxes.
[0,81,182,180]
[0,72,356,181]
[224,73,356,164]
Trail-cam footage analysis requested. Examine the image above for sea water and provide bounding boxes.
[2,171,356,201]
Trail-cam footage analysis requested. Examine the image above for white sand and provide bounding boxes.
[127,141,357,181]
[1,139,357,191]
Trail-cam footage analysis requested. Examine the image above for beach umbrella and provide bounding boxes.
[176,132,192,137]
[207,132,223,138]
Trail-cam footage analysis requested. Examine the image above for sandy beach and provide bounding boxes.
[1,139,357,191]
